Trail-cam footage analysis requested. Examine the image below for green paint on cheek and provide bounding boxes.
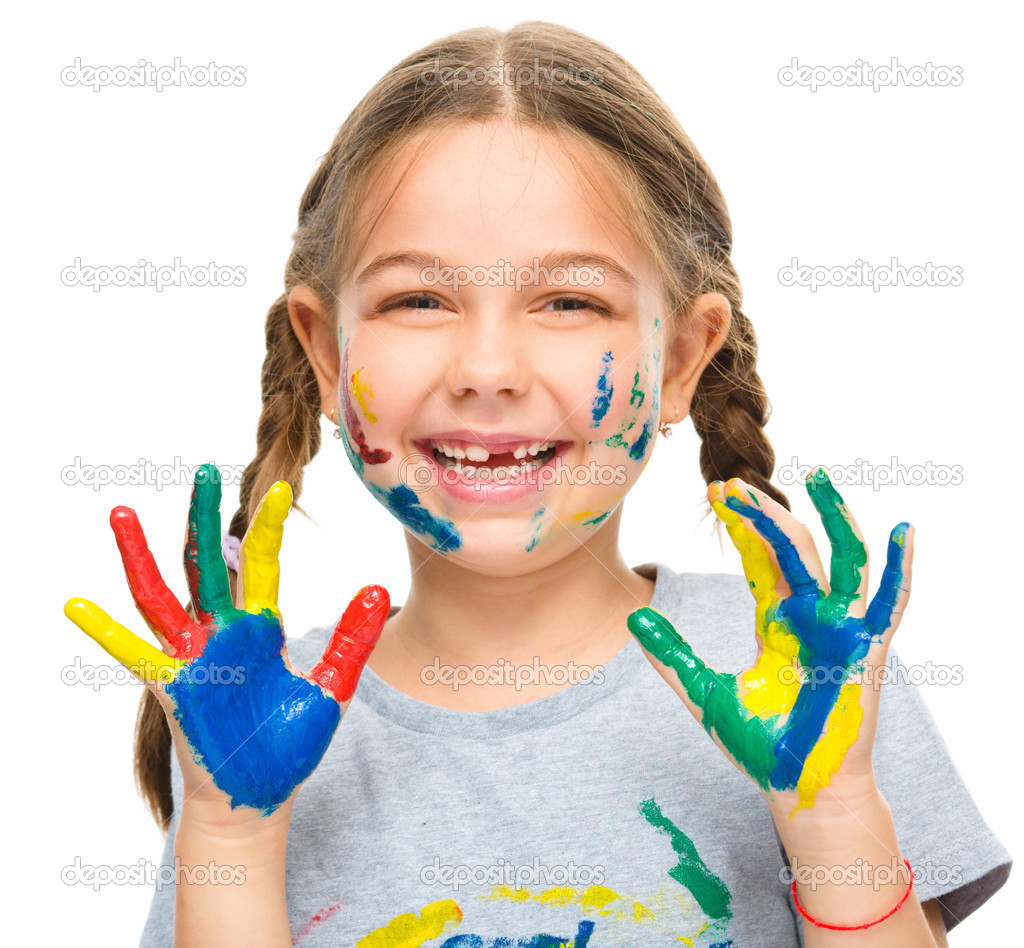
[580,509,612,528]
[639,798,732,920]
[629,370,644,409]
[525,507,546,552]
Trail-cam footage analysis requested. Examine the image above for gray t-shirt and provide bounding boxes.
[140,564,1011,946]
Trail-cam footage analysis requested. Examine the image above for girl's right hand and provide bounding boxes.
[64,463,389,824]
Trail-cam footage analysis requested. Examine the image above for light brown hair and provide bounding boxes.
[135,20,788,829]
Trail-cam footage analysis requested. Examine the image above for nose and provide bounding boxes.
[444,311,532,400]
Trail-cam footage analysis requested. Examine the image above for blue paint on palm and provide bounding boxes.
[589,351,614,427]
[166,610,340,815]
[723,497,903,790]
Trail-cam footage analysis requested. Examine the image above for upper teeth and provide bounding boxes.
[429,439,555,462]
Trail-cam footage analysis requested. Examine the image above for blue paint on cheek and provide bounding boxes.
[589,351,614,427]
[369,483,463,552]
[165,611,340,815]
[628,421,653,460]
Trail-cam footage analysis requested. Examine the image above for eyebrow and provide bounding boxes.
[354,249,640,291]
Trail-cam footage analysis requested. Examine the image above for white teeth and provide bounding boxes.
[465,444,490,462]
[429,438,557,466]
[527,441,541,456]
[452,445,466,459]
[513,445,528,460]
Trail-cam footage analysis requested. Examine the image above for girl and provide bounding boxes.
[64,20,1009,947]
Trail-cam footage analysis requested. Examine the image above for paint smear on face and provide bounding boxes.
[352,368,378,423]
[338,326,391,467]
[369,483,463,553]
[589,351,614,427]
[605,353,659,463]
[639,798,732,921]
[524,506,546,552]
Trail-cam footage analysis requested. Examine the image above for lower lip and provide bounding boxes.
[421,446,567,504]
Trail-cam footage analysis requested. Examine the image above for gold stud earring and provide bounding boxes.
[659,406,681,438]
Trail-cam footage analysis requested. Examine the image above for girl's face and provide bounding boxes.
[332,119,674,573]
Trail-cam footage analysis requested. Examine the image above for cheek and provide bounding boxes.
[585,348,661,465]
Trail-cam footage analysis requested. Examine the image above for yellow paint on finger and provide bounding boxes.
[352,368,377,423]
[357,899,462,947]
[712,499,801,717]
[242,480,292,616]
[793,682,863,812]
[64,598,184,684]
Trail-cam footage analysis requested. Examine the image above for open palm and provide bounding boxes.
[628,470,913,812]
[65,463,389,816]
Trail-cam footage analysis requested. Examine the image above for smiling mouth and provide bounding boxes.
[421,438,562,479]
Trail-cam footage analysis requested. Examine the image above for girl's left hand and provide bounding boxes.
[628,469,914,817]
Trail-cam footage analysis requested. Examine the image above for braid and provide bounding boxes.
[228,293,323,545]
[689,299,789,511]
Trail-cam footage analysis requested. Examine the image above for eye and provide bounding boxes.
[542,296,614,318]
[374,293,443,313]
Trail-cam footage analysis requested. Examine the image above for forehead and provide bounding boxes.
[349,118,650,270]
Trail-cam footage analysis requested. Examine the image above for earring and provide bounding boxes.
[659,406,680,438]
[331,406,341,440]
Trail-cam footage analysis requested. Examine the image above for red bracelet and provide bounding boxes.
[791,858,914,931]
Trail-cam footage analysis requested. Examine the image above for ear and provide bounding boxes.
[659,293,732,427]
[288,285,341,418]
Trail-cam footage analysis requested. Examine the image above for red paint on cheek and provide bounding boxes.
[340,342,392,464]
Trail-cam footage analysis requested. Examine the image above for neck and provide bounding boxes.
[365,507,655,710]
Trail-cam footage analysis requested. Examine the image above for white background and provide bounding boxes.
[5,0,1020,942]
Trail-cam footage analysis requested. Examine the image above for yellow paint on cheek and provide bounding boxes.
[352,368,377,423]
[356,899,462,947]
[793,682,863,812]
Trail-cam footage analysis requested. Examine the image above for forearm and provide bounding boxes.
[173,799,294,947]
[771,781,936,947]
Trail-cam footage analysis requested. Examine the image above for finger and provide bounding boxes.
[805,468,869,614]
[64,598,185,684]
[309,585,390,702]
[110,506,204,660]
[241,481,292,616]
[708,482,780,623]
[720,479,826,600]
[865,522,914,645]
[629,606,778,792]
[627,607,721,715]
[184,464,235,623]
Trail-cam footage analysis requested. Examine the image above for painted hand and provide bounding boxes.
[64,463,389,817]
[628,470,913,812]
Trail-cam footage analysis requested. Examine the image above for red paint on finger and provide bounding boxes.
[110,506,206,659]
[310,585,390,701]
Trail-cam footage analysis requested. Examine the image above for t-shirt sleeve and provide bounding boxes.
[868,649,1011,932]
